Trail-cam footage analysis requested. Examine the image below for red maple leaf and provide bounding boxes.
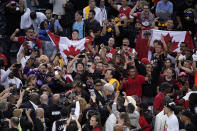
[169,41,179,51]
[63,45,81,57]
[163,33,173,44]
[163,33,179,52]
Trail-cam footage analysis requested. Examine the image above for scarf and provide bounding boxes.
[84,6,90,19]
[140,11,153,26]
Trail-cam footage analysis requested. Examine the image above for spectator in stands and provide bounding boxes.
[49,0,68,15]
[30,11,47,33]
[156,0,173,22]
[73,10,85,39]
[83,0,103,26]
[4,0,24,65]
[164,102,179,130]
[153,82,172,115]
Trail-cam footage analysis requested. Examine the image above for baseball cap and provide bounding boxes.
[179,72,187,77]
[141,58,151,64]
[165,102,176,111]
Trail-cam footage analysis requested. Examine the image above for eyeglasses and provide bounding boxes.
[123,44,129,46]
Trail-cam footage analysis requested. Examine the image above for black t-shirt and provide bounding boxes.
[55,118,67,131]
[116,24,137,48]
[5,7,23,36]
[176,3,195,32]
[84,19,101,36]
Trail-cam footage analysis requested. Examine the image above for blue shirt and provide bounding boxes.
[156,0,173,14]
[73,21,84,39]
[54,19,62,31]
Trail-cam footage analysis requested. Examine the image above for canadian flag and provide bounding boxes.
[148,29,194,60]
[47,31,91,61]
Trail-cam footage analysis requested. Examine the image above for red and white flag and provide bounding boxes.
[47,31,91,61]
[148,29,194,60]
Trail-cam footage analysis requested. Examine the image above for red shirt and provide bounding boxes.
[119,6,131,19]
[123,75,145,97]
[139,114,152,131]
[18,36,42,49]
[106,48,116,61]
[153,92,165,112]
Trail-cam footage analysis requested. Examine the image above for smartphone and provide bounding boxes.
[79,55,85,58]
[128,56,132,59]
[71,108,75,115]
[55,71,59,76]
[72,92,76,98]
[11,3,16,6]
[89,89,95,96]
[121,21,124,24]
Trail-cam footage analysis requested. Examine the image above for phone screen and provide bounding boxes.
[55,71,59,75]
[71,108,75,115]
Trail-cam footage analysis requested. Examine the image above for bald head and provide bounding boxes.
[40,94,49,105]
[52,94,60,104]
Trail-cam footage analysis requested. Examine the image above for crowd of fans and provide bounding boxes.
[0,0,197,131]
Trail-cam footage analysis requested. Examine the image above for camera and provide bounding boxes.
[105,46,110,53]
[0,119,9,129]
[14,63,21,68]
[81,49,87,54]
[121,21,124,25]
[79,54,85,58]
[11,2,16,6]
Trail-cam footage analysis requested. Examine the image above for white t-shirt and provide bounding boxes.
[154,110,167,131]
[105,113,117,131]
[183,91,197,101]
[164,113,179,131]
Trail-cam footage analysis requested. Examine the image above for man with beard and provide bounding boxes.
[27,63,53,88]
[10,27,43,58]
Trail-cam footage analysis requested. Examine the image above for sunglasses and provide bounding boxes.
[87,64,92,67]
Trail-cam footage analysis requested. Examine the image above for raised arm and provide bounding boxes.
[10,29,20,42]
[112,91,120,116]
[16,89,25,109]
[130,1,140,17]
[161,35,168,55]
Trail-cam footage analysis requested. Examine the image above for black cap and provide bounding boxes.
[94,79,102,85]
[165,102,176,111]
[160,82,172,89]
[137,103,148,111]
